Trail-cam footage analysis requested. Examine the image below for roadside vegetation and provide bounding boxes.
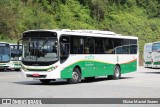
[0,0,160,64]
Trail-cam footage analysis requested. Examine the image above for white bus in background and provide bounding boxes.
[19,29,138,84]
[10,44,22,71]
[0,42,11,71]
[152,41,160,68]
[143,43,153,68]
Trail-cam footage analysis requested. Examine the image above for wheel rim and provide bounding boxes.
[72,71,78,81]
[115,68,119,77]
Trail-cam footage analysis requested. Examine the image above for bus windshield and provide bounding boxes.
[22,38,58,62]
[11,45,22,61]
[153,43,160,52]
[0,43,10,62]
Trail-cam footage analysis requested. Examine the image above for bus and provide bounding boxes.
[0,42,10,71]
[143,43,153,68]
[19,29,138,84]
[10,44,22,71]
[152,41,160,68]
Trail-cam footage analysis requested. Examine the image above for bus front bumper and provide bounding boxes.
[21,68,61,79]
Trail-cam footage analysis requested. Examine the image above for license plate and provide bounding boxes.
[32,74,40,77]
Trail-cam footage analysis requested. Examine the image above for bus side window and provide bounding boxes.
[103,38,114,54]
[60,44,69,56]
[84,37,95,54]
[60,36,70,63]
[95,38,104,54]
[70,36,84,54]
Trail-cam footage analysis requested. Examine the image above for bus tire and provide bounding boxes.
[39,79,51,84]
[108,66,121,80]
[67,68,81,84]
[113,65,121,80]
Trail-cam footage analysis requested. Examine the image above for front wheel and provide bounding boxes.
[67,68,81,84]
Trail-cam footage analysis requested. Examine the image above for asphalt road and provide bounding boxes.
[0,66,160,98]
[0,67,160,106]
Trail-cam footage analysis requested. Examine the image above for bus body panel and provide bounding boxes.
[21,62,61,79]
[9,44,22,70]
[60,54,138,79]
[0,42,11,70]
[0,63,10,70]
[22,54,138,79]
[152,42,160,68]
[8,61,21,70]
[152,51,160,68]
[143,43,152,68]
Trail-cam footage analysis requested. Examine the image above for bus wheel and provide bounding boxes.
[108,66,121,80]
[67,68,81,84]
[113,65,121,80]
[39,79,51,84]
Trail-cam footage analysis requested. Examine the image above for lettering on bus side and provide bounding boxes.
[85,55,95,60]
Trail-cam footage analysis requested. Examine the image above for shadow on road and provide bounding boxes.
[144,67,160,70]
[13,76,134,86]
[140,72,160,74]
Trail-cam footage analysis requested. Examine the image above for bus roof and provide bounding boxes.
[10,44,22,46]
[144,43,153,45]
[23,29,138,40]
[153,41,160,44]
[0,42,10,44]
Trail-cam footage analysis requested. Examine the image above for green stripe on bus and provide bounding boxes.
[0,64,6,65]
[61,59,137,79]
[21,65,54,71]
[154,61,160,65]
[145,61,152,64]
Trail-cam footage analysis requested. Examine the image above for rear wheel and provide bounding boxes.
[108,65,121,80]
[39,79,51,84]
[67,68,81,84]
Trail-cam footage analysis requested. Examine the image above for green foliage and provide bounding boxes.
[0,0,160,64]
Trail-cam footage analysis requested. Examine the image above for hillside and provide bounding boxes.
[0,0,160,65]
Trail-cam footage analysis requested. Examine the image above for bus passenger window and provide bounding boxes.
[60,36,70,63]
[71,37,84,54]
[60,44,69,56]
[103,38,114,54]
[84,37,95,54]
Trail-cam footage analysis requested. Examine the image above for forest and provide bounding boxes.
[0,0,160,65]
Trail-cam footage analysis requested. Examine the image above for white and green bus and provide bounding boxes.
[143,43,153,68]
[152,41,160,68]
[20,29,138,84]
[10,44,22,71]
[0,42,22,71]
[0,42,11,71]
